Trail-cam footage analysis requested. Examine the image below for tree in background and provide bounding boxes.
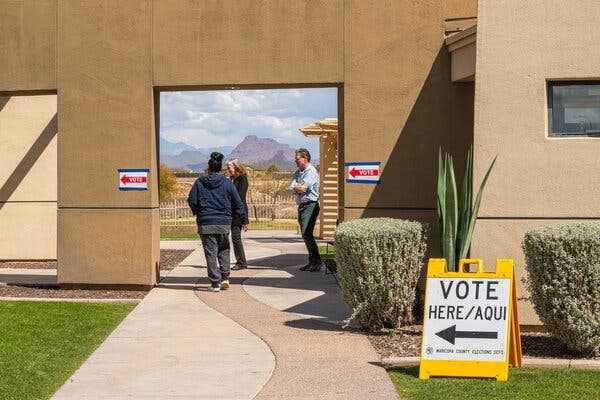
[159,164,178,202]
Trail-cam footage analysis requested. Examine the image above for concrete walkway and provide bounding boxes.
[196,239,399,400]
[51,264,275,399]
[51,235,398,399]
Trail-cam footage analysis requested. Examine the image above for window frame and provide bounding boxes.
[547,80,600,138]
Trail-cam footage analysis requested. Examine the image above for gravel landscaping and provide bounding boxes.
[160,249,193,271]
[367,326,600,360]
[0,250,193,300]
[0,285,148,299]
[0,260,57,269]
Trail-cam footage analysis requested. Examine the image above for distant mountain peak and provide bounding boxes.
[160,134,315,172]
[228,135,296,170]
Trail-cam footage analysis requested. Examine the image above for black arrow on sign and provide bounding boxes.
[435,324,498,345]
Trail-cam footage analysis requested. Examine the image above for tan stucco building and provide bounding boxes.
[2,1,599,325]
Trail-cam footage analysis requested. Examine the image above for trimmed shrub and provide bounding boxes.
[334,218,427,331]
[522,223,600,356]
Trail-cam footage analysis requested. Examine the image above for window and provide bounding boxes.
[548,81,600,137]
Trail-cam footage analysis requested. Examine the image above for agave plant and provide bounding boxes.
[436,147,497,271]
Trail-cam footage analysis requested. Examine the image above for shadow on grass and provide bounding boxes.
[387,366,420,378]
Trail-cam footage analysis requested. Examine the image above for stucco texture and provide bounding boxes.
[0,95,57,259]
[472,1,600,324]
[343,1,474,213]
[58,208,159,286]
[474,1,600,218]
[153,0,344,86]
[1,0,477,283]
[0,0,56,92]
[58,0,156,209]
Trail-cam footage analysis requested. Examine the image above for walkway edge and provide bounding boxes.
[193,283,278,400]
[0,296,141,303]
[381,356,600,369]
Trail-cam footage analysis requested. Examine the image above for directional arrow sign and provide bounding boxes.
[120,175,147,185]
[345,162,380,184]
[435,324,498,345]
[118,168,149,191]
[349,167,379,178]
[421,275,511,363]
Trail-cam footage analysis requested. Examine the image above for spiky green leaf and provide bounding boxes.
[462,155,498,257]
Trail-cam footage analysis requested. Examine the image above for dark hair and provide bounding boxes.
[295,148,311,162]
[208,152,224,173]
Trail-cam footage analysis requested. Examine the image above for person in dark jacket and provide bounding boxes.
[188,152,248,292]
[226,159,249,270]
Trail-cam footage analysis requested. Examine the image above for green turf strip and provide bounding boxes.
[388,366,600,400]
[0,301,134,400]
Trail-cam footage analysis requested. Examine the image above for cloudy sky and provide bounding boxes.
[159,87,338,155]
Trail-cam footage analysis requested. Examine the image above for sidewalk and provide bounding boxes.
[197,239,399,399]
[51,275,275,399]
[51,237,399,399]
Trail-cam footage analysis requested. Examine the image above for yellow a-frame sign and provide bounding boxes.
[419,258,522,381]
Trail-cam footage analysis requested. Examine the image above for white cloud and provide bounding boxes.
[159,87,338,157]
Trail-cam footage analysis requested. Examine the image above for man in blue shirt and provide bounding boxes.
[289,148,323,272]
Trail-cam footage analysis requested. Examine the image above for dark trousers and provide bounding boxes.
[231,225,247,266]
[298,201,321,263]
[200,234,230,285]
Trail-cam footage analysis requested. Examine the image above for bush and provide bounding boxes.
[523,223,600,356]
[334,218,427,331]
[159,164,178,201]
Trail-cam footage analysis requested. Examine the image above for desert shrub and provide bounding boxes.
[159,164,178,201]
[522,223,600,356]
[334,218,427,331]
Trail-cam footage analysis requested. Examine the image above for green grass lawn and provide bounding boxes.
[388,366,600,400]
[160,222,298,240]
[0,301,134,400]
[318,244,336,259]
[160,231,199,240]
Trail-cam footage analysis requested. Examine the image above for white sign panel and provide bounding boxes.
[345,162,380,184]
[118,168,149,191]
[421,277,511,362]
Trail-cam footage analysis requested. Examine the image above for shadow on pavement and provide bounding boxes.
[284,318,348,332]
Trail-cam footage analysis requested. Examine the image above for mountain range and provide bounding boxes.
[160,135,306,171]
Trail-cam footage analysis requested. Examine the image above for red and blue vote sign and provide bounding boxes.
[345,162,380,184]
[118,168,149,191]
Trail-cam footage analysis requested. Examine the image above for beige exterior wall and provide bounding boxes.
[153,0,344,86]
[0,1,56,92]
[56,1,158,284]
[343,1,475,225]
[58,209,159,286]
[473,1,600,324]
[444,0,477,19]
[1,0,476,284]
[0,95,57,259]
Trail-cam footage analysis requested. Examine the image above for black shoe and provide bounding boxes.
[308,260,323,272]
[231,263,247,271]
[299,262,312,271]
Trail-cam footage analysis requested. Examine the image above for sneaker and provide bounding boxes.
[231,263,247,271]
[209,285,221,292]
[308,260,324,272]
[220,280,230,290]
